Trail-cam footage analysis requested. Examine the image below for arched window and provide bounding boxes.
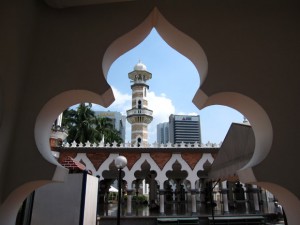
[137,137,141,147]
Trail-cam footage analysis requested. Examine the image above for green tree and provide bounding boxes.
[62,103,98,144]
[94,116,123,144]
[62,103,123,145]
[104,126,123,144]
[94,117,113,141]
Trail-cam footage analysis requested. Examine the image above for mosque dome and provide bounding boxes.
[134,61,147,71]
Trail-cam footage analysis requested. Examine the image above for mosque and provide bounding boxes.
[41,62,280,224]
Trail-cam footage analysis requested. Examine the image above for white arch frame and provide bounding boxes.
[31,6,299,224]
[195,92,273,181]
[125,153,163,189]
[188,153,215,189]
[2,3,300,224]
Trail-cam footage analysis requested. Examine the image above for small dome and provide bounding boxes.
[134,61,147,71]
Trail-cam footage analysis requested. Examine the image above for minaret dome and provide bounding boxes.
[134,61,147,71]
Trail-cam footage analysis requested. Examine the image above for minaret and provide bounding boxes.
[126,61,153,147]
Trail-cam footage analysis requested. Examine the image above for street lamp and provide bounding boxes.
[114,156,127,225]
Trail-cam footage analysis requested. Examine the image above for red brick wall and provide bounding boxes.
[86,153,110,170]
[150,153,172,170]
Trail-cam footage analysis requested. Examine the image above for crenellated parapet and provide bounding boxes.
[59,140,222,148]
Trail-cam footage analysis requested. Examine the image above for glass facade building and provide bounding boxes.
[169,114,202,144]
[157,122,169,144]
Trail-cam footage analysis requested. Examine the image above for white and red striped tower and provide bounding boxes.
[126,61,153,147]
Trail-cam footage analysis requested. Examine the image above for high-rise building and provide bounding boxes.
[169,114,202,144]
[126,61,153,146]
[157,122,169,144]
[95,111,126,142]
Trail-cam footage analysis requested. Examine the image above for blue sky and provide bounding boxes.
[92,29,244,144]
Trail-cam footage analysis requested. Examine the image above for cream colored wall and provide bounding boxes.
[31,173,98,225]
[31,174,83,225]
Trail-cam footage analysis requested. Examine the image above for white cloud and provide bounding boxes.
[147,91,175,124]
[109,86,131,113]
[146,91,175,143]
[92,86,131,113]
[92,87,176,144]
[177,111,198,116]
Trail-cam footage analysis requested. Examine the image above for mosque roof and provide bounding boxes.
[61,156,86,171]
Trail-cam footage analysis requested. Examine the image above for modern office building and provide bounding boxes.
[169,114,202,144]
[95,111,126,142]
[157,122,169,144]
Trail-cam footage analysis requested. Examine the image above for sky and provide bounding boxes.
[91,29,244,144]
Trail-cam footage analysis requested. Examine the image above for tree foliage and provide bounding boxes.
[62,103,123,145]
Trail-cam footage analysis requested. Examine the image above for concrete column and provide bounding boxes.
[149,173,157,203]
[191,189,197,215]
[199,179,206,204]
[221,181,229,214]
[243,184,249,213]
[172,190,177,215]
[252,185,260,212]
[159,190,165,215]
[126,190,133,215]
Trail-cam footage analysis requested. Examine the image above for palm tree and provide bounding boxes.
[62,103,98,144]
[95,116,124,145]
[94,117,112,141]
[104,126,123,145]
[62,103,123,145]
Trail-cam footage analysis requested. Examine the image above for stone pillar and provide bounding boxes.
[199,179,206,204]
[172,191,177,215]
[252,185,260,213]
[149,173,157,204]
[191,189,197,215]
[243,184,249,213]
[126,189,133,215]
[220,181,229,214]
[159,190,165,215]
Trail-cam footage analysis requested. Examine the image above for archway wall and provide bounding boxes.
[156,2,300,221]
[257,182,300,225]
[61,151,215,190]
[200,92,272,172]
[1,1,300,224]
[0,1,155,223]
[187,153,214,189]
[0,181,51,225]
[155,0,300,200]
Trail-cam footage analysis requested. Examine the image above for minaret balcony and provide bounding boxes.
[131,80,147,85]
[126,108,153,117]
